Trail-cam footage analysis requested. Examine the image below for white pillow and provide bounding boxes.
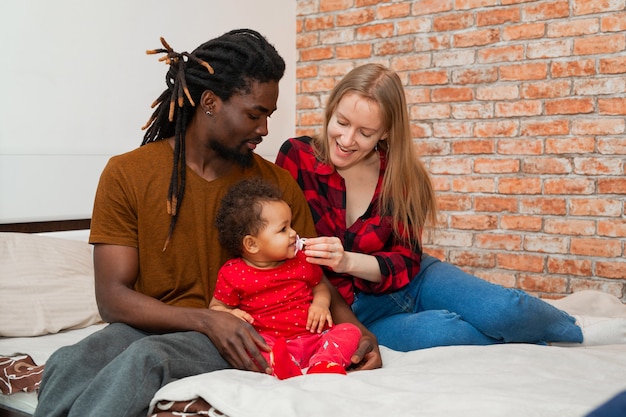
[0,232,102,337]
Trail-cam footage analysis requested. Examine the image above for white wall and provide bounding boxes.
[0,0,296,222]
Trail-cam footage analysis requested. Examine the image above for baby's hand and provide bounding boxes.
[306,303,333,333]
[230,308,255,324]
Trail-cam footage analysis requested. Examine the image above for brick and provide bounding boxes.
[520,119,569,136]
[451,139,495,155]
[356,23,394,40]
[300,46,334,61]
[571,118,625,135]
[545,137,596,154]
[474,196,519,213]
[320,29,355,44]
[451,103,494,119]
[574,34,626,56]
[448,250,496,268]
[547,257,593,276]
[544,218,596,236]
[524,235,569,254]
[598,219,626,238]
[573,0,625,16]
[374,38,415,56]
[436,194,472,211]
[452,67,498,85]
[598,98,626,115]
[409,70,449,86]
[527,39,571,59]
[574,78,626,96]
[454,28,500,47]
[410,103,451,119]
[570,198,623,217]
[450,214,498,230]
[551,59,596,78]
[596,261,626,279]
[547,18,600,37]
[601,12,626,32]
[411,0,453,16]
[522,157,572,174]
[571,238,622,257]
[320,0,353,12]
[336,43,372,59]
[433,49,475,67]
[477,44,525,63]
[476,84,519,100]
[337,8,375,27]
[545,98,594,115]
[544,178,595,195]
[475,120,518,137]
[477,8,521,27]
[433,122,471,138]
[524,1,570,21]
[495,100,542,117]
[573,157,625,176]
[500,62,548,81]
[497,138,542,155]
[391,54,431,71]
[377,3,411,19]
[500,215,543,231]
[598,177,626,194]
[497,253,544,272]
[521,80,571,99]
[598,138,626,155]
[520,197,567,215]
[304,15,335,31]
[474,158,520,174]
[429,157,472,174]
[519,274,569,293]
[456,0,498,9]
[432,86,474,102]
[297,32,319,49]
[433,12,474,32]
[599,56,626,74]
[502,22,545,41]
[451,177,496,192]
[397,17,432,35]
[498,178,542,194]
[475,233,522,250]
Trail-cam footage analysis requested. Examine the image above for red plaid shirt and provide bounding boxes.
[276,136,422,305]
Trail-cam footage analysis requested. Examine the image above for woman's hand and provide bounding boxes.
[303,236,349,272]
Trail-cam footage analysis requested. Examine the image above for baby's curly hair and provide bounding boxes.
[216,177,284,257]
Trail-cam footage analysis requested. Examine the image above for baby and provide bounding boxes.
[210,177,361,379]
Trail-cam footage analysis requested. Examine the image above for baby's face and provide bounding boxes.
[255,200,299,260]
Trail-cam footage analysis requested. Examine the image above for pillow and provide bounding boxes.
[0,232,102,337]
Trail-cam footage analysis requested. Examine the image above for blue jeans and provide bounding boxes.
[34,323,231,417]
[352,255,583,351]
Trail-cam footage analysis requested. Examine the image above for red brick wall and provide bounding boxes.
[295,0,626,300]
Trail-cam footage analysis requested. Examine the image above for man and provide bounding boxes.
[34,29,381,417]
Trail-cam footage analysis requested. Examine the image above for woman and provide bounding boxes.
[276,63,611,351]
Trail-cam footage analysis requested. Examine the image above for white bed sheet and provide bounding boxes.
[0,323,108,414]
[149,291,626,417]
[149,344,626,417]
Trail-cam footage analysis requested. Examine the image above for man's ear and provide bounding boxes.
[243,235,259,254]
[200,90,219,115]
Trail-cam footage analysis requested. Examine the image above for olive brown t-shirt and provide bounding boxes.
[89,140,316,308]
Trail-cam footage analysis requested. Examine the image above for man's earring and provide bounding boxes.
[205,110,213,116]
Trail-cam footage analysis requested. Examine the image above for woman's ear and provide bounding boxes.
[242,235,259,254]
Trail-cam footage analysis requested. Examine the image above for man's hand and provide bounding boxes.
[203,310,272,374]
[348,331,382,371]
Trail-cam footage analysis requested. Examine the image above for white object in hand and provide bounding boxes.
[295,235,306,254]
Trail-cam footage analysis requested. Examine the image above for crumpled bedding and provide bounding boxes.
[148,290,626,417]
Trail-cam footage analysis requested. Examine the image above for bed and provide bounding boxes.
[1,220,626,417]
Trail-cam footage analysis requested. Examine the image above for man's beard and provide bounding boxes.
[209,139,254,168]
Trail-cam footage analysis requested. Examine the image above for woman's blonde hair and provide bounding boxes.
[313,63,437,249]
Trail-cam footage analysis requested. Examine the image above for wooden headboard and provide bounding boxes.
[0,219,91,234]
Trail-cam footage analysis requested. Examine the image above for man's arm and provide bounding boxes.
[323,277,383,370]
[93,244,271,374]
